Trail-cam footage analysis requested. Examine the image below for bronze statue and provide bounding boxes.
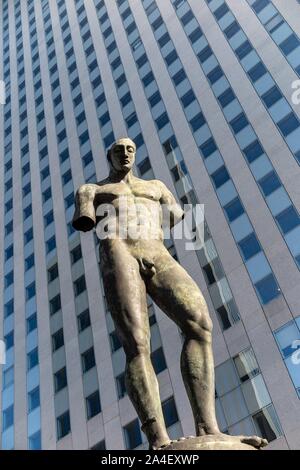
[73,137,267,450]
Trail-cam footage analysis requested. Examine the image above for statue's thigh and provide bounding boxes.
[102,250,149,345]
[146,253,210,329]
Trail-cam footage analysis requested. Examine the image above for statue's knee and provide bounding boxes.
[184,314,213,342]
[124,333,150,358]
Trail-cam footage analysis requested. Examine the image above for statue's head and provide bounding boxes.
[107,137,136,172]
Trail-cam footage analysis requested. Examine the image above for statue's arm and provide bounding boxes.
[72,184,98,232]
[159,181,184,228]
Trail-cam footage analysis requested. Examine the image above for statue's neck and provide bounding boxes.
[109,168,135,184]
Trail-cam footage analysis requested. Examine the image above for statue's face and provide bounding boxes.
[110,138,136,171]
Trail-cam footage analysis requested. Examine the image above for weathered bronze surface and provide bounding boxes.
[73,137,267,450]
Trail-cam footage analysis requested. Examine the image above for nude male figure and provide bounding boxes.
[73,137,266,450]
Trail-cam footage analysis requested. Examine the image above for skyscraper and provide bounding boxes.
[1,0,300,450]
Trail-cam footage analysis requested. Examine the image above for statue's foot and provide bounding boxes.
[197,431,268,449]
[149,439,172,451]
[237,435,268,449]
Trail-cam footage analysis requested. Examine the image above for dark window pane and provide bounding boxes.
[211,166,230,188]
[224,198,244,222]
[86,391,101,419]
[162,397,179,427]
[259,171,281,196]
[124,419,142,449]
[276,206,300,234]
[238,233,261,261]
[57,411,71,440]
[255,274,280,304]
[151,347,167,374]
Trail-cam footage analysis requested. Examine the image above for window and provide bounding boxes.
[91,440,106,450]
[49,294,61,315]
[54,367,67,392]
[4,331,14,350]
[52,328,64,352]
[44,210,54,227]
[279,34,300,55]
[162,396,179,427]
[5,300,14,318]
[238,233,261,261]
[248,62,267,82]
[2,405,13,431]
[261,86,282,108]
[259,171,281,196]
[5,271,13,288]
[234,349,260,383]
[24,204,32,220]
[230,113,249,133]
[149,91,161,108]
[190,112,205,131]
[74,275,86,296]
[43,187,52,202]
[70,245,82,264]
[28,387,40,412]
[181,89,196,108]
[57,411,71,440]
[172,68,186,85]
[276,206,300,234]
[211,166,230,188]
[255,274,280,304]
[243,140,264,163]
[151,347,167,374]
[77,309,91,332]
[86,391,101,419]
[138,157,151,175]
[110,330,122,352]
[252,0,269,14]
[26,282,36,300]
[207,66,223,84]
[214,3,229,20]
[24,228,34,245]
[216,305,232,331]
[124,419,142,449]
[62,169,72,185]
[200,138,217,158]
[189,27,202,43]
[27,347,39,370]
[28,430,41,450]
[155,112,169,130]
[27,313,37,334]
[3,366,14,389]
[277,112,300,137]
[46,236,56,253]
[116,373,127,399]
[252,405,280,442]
[218,88,235,107]
[81,347,96,373]
[5,245,13,261]
[236,40,253,59]
[224,198,244,222]
[48,264,59,282]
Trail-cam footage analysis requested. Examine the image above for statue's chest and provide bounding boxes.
[99,182,161,202]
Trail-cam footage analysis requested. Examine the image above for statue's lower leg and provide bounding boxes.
[125,352,170,449]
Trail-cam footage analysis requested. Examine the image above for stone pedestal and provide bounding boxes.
[157,434,268,451]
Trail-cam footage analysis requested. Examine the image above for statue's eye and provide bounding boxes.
[127,147,134,152]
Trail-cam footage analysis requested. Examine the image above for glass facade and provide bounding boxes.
[1,0,299,450]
